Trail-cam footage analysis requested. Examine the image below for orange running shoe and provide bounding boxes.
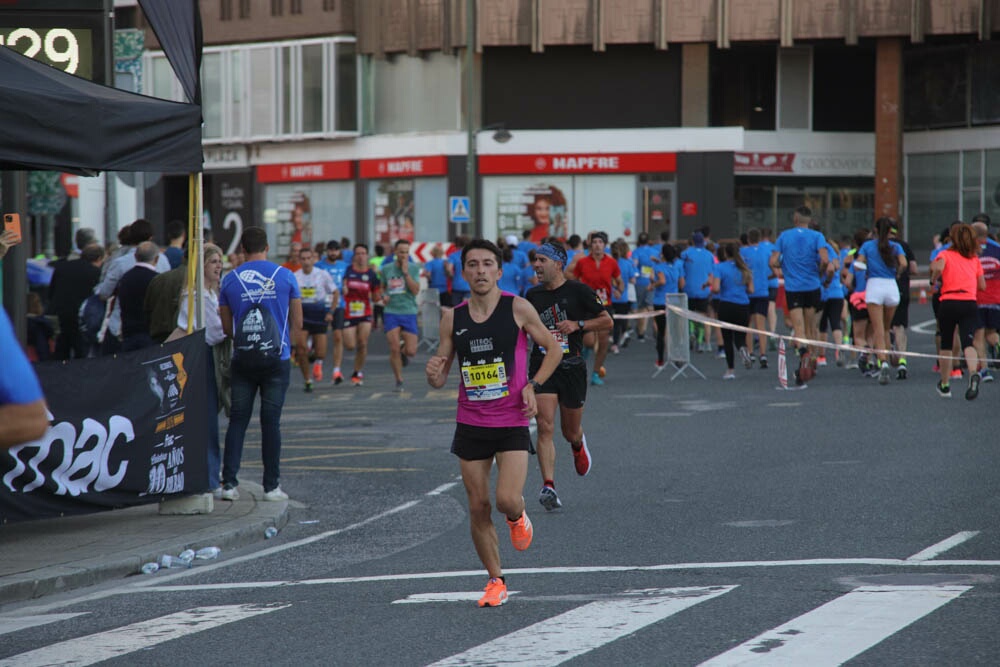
[478,577,508,607]
[597,366,606,378]
[507,512,533,551]
[312,362,322,381]
[332,370,344,385]
[571,434,592,476]
[351,371,364,386]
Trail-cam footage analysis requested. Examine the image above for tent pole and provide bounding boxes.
[185,173,197,334]
[195,172,204,330]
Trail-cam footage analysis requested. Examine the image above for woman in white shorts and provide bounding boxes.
[856,217,907,385]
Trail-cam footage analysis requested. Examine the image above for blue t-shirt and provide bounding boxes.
[759,240,779,287]
[740,244,770,299]
[859,239,903,279]
[220,259,300,361]
[716,260,750,305]
[652,261,680,305]
[820,242,843,301]
[0,308,44,406]
[613,257,637,304]
[499,261,522,295]
[848,250,867,294]
[423,257,448,291]
[633,244,657,287]
[681,246,715,299]
[315,258,349,297]
[511,248,530,270]
[775,227,826,292]
[447,251,470,292]
[518,240,537,256]
[341,249,354,266]
[164,246,183,270]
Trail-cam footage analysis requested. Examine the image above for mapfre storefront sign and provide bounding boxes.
[480,152,676,175]
[0,333,210,523]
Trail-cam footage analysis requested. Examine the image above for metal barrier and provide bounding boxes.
[653,292,705,380]
[417,288,442,351]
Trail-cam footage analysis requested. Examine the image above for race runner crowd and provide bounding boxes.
[3,209,997,605]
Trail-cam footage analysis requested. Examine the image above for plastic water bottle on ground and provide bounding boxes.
[159,554,192,569]
[178,549,196,564]
[195,546,221,560]
[264,526,278,539]
[140,562,159,575]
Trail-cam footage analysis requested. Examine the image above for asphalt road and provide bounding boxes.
[2,303,999,666]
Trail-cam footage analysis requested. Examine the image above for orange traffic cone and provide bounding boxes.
[919,288,927,305]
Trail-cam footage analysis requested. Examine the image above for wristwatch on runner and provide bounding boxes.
[577,319,586,331]
[529,379,542,392]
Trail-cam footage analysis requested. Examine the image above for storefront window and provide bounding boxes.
[735,183,874,243]
[262,182,355,263]
[907,152,959,258]
[481,176,639,244]
[367,178,448,250]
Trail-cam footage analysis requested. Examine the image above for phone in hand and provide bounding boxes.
[3,213,22,243]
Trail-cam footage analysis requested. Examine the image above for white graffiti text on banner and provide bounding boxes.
[2,413,134,495]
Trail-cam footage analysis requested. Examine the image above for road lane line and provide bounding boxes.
[698,585,970,666]
[124,558,1000,594]
[906,531,981,561]
[0,614,87,637]
[392,591,520,604]
[0,604,289,667]
[428,586,736,666]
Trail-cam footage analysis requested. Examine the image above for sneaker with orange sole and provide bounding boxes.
[332,370,344,385]
[351,371,364,386]
[478,577,508,607]
[312,362,323,381]
[507,512,533,551]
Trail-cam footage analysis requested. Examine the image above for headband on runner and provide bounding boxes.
[536,242,567,267]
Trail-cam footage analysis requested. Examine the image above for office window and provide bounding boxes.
[904,47,966,129]
[301,43,324,134]
[336,41,358,132]
[220,0,232,21]
[710,46,777,130]
[249,47,276,137]
[202,52,223,138]
[291,0,302,14]
[271,0,283,17]
[323,0,336,10]
[239,0,250,19]
[778,47,810,130]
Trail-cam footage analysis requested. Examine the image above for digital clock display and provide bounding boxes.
[0,3,108,84]
[0,26,94,79]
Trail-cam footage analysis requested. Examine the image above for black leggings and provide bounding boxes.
[654,313,667,363]
[717,301,750,369]
[612,302,630,344]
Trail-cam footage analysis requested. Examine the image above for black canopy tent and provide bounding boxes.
[0,0,205,336]
[0,47,202,175]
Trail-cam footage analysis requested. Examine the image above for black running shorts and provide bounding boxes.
[451,423,531,461]
[529,356,588,409]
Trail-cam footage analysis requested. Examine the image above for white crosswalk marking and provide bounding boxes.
[0,604,289,667]
[0,614,87,637]
[428,585,737,666]
[698,585,970,666]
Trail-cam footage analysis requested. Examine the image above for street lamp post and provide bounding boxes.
[464,0,477,236]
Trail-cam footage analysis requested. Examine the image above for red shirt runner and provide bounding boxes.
[574,254,621,306]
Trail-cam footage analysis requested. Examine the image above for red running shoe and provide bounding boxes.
[571,434,592,477]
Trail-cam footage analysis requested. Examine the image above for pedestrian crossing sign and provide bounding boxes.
[449,196,471,223]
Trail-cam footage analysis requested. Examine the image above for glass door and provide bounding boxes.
[639,183,675,242]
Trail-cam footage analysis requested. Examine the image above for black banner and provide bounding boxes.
[0,332,210,523]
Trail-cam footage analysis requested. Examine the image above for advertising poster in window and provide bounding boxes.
[493,179,572,244]
[274,190,312,261]
[373,180,415,248]
[207,171,253,260]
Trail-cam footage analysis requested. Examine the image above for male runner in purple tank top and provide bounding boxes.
[425,238,562,607]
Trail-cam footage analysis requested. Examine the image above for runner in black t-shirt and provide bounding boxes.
[525,243,613,511]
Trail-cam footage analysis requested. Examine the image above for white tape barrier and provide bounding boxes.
[612,305,962,363]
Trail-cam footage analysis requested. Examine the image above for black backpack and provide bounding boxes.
[231,266,286,372]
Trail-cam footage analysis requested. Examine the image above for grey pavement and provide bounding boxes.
[0,481,287,606]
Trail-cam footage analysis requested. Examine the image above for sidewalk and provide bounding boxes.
[0,481,288,607]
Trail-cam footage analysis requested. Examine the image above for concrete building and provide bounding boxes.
[142,0,1000,260]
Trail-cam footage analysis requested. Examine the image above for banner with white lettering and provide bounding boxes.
[208,170,253,260]
[0,332,210,523]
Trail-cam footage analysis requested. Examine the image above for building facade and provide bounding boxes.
[141,0,1000,261]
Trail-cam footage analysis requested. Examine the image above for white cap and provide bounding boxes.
[505,234,519,247]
